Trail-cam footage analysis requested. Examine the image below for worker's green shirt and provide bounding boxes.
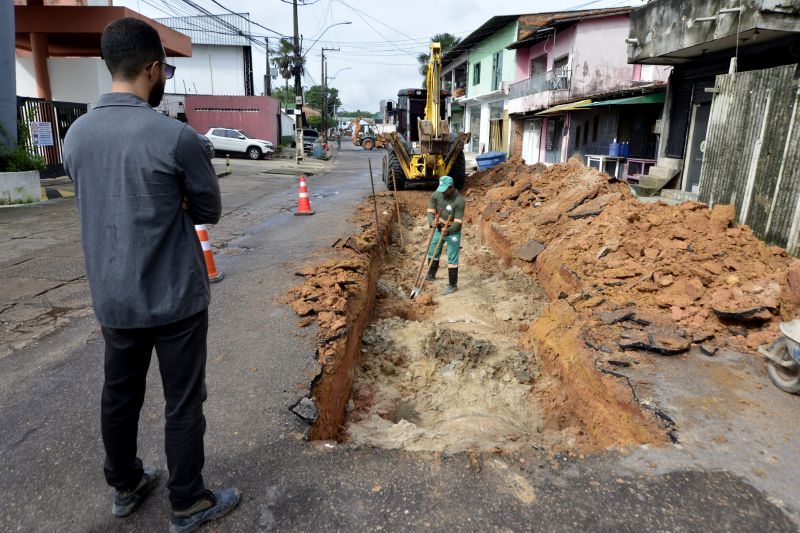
[427,191,465,234]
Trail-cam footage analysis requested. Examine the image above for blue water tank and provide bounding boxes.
[619,142,630,158]
[608,142,620,157]
[312,142,323,158]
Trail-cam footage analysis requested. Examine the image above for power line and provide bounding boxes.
[205,0,286,37]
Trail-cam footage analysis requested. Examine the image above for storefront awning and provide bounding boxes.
[583,92,666,107]
[535,99,592,116]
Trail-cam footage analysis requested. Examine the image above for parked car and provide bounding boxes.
[205,127,275,160]
[292,129,319,152]
[197,133,215,160]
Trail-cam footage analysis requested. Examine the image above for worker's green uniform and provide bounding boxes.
[426,190,464,268]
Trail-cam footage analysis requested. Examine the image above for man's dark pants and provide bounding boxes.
[100,309,208,510]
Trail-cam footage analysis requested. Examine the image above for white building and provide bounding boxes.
[156,13,255,96]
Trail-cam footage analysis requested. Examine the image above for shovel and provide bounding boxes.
[410,214,453,299]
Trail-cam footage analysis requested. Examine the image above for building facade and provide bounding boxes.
[505,8,670,165]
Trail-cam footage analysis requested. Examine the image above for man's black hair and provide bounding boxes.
[101,18,165,81]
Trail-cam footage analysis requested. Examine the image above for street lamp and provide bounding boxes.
[303,21,352,57]
[327,67,352,81]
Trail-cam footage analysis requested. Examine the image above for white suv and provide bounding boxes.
[205,128,275,160]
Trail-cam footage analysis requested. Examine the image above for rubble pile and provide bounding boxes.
[467,156,800,354]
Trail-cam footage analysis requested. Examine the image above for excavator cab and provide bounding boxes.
[383,43,470,191]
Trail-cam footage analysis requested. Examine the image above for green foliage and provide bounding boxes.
[417,33,463,76]
[338,110,374,118]
[304,85,342,115]
[306,115,322,129]
[0,119,46,173]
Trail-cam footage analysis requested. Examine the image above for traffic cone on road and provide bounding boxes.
[195,225,224,283]
[294,175,315,216]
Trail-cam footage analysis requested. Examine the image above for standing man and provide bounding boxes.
[426,175,465,295]
[63,18,240,532]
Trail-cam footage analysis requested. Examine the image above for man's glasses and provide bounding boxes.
[147,61,176,80]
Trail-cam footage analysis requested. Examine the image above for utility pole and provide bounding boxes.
[264,37,271,96]
[320,47,339,141]
[292,0,304,164]
[321,48,325,140]
[0,0,17,148]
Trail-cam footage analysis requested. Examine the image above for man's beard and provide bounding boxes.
[148,79,166,107]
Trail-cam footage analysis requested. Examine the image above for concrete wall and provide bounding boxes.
[185,95,281,145]
[16,56,110,104]
[467,21,518,98]
[167,44,247,96]
[628,0,800,64]
[571,15,633,97]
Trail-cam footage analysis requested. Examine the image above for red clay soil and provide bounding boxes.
[467,156,800,450]
[283,195,396,440]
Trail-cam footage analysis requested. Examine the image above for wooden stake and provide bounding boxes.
[367,159,380,234]
[391,169,405,248]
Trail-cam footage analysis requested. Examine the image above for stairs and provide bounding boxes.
[631,166,681,197]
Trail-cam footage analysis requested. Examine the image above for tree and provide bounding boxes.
[338,110,375,118]
[304,85,342,116]
[271,38,305,103]
[417,33,462,77]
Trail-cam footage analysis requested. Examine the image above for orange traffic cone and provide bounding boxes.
[294,175,315,216]
[195,225,224,283]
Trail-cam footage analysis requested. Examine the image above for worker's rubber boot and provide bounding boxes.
[442,268,458,295]
[426,259,439,281]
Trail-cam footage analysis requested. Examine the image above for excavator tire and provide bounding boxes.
[362,137,375,150]
[449,150,466,190]
[384,151,405,191]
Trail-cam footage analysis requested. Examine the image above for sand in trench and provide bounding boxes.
[346,213,554,454]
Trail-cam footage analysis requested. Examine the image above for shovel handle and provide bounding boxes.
[416,214,454,296]
[411,210,442,289]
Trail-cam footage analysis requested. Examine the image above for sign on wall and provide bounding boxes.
[31,122,54,147]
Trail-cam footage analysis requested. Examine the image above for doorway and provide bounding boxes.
[522,118,542,164]
[683,102,711,194]
[545,116,564,163]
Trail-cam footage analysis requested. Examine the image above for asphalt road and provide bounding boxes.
[0,145,796,532]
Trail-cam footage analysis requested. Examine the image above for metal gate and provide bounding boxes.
[17,97,88,179]
[698,64,800,256]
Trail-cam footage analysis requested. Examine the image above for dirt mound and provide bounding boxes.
[470,156,799,353]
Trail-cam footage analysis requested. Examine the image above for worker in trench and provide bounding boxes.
[426,175,465,295]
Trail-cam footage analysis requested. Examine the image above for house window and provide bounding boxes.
[491,51,502,91]
[473,62,481,85]
[551,55,570,90]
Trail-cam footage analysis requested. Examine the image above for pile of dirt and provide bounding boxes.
[468,156,800,354]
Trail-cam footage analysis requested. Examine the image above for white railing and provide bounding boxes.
[509,67,571,99]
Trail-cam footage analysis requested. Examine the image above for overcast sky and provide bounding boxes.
[115,0,647,111]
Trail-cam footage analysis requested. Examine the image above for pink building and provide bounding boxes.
[505,9,670,166]
[185,95,281,145]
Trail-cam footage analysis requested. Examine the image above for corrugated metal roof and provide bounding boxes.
[156,13,252,47]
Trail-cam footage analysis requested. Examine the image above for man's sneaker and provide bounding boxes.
[442,285,458,295]
[169,488,241,533]
[112,466,159,517]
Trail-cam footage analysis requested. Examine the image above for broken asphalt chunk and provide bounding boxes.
[619,328,690,356]
[514,239,546,262]
[291,397,318,422]
[597,309,635,325]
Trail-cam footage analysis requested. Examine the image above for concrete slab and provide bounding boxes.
[2,278,63,301]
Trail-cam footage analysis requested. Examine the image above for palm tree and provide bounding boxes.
[272,38,306,107]
[417,33,462,77]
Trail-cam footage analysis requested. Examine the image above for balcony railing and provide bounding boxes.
[509,67,571,99]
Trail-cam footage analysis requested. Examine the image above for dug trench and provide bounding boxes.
[287,157,800,456]
[285,166,705,455]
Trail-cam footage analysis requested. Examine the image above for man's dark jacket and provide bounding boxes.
[64,92,221,328]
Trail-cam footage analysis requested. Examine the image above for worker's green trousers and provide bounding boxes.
[427,230,461,268]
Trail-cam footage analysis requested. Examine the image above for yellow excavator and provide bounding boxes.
[382,42,470,190]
